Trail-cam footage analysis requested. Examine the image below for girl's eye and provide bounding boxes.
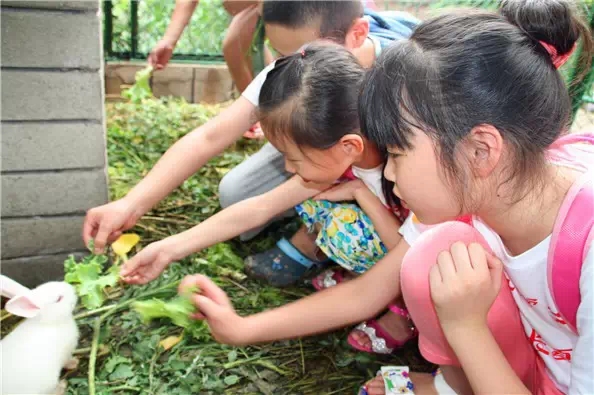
[388,152,401,159]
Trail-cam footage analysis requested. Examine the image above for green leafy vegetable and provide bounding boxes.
[132,287,203,337]
[64,253,120,309]
[121,65,154,103]
[206,243,244,270]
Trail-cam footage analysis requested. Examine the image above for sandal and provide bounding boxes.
[244,238,329,287]
[347,305,418,354]
[242,122,265,139]
[311,268,347,291]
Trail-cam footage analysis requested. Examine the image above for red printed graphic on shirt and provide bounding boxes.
[525,297,538,306]
[548,306,567,325]
[529,329,573,361]
[529,329,549,355]
[552,349,572,361]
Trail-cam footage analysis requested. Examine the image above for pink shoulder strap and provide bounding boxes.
[547,134,594,334]
[340,166,357,181]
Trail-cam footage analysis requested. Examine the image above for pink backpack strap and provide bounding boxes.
[341,166,357,181]
[548,170,594,334]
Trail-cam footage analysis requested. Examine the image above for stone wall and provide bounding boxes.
[1,0,108,287]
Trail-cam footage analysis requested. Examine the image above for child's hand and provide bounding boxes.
[314,179,366,202]
[179,274,246,345]
[120,240,175,284]
[148,39,174,70]
[429,242,503,333]
[83,198,142,254]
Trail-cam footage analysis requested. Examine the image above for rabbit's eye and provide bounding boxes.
[56,296,63,303]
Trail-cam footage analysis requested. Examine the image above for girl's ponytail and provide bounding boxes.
[500,0,593,83]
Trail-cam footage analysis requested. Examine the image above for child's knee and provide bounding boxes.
[218,168,247,208]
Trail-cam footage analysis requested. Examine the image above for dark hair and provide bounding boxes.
[262,1,364,43]
[360,0,593,207]
[259,41,365,149]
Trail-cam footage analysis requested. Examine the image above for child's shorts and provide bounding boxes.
[295,199,387,273]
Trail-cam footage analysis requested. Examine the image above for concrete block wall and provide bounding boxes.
[1,1,108,287]
[105,62,235,104]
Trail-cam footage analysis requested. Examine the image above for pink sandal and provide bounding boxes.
[347,305,418,354]
[242,122,265,139]
[311,268,346,291]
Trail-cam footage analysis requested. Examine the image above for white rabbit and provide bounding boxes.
[1,276,80,395]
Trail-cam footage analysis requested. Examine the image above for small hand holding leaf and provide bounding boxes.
[179,274,246,345]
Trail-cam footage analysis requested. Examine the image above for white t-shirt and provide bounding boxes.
[242,61,277,106]
[351,165,387,206]
[399,215,594,394]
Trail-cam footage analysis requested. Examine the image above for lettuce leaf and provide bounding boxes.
[64,253,119,309]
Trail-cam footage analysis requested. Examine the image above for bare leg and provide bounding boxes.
[222,5,261,93]
[291,225,326,261]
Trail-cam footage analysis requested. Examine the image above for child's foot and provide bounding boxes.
[360,375,384,395]
[348,306,417,354]
[361,371,438,395]
[244,226,329,287]
[311,267,355,290]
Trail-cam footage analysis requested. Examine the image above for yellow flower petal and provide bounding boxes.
[112,233,140,257]
[159,334,183,351]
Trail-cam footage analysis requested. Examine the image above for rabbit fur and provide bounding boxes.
[1,278,79,395]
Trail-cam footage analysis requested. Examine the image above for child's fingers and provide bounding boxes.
[485,252,503,289]
[467,242,489,277]
[192,294,224,319]
[191,312,206,320]
[436,250,457,281]
[82,215,97,247]
[450,241,473,274]
[181,274,232,308]
[122,274,146,285]
[179,274,200,294]
[429,265,443,288]
[120,255,142,277]
[107,231,123,244]
[93,222,113,254]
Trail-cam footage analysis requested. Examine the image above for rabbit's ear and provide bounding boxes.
[5,292,43,318]
[0,275,30,299]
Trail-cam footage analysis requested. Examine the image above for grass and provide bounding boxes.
[0,95,432,394]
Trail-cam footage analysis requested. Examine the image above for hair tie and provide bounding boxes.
[538,40,575,69]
